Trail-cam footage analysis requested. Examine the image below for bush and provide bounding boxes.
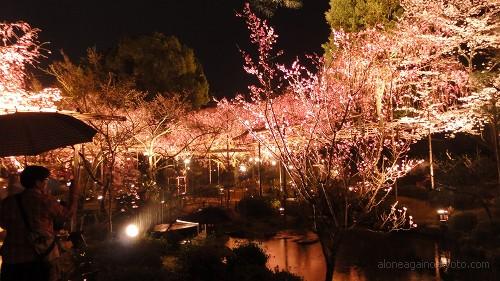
[490,248,500,276]
[435,154,496,186]
[449,212,478,233]
[228,243,268,268]
[191,185,221,198]
[272,270,303,281]
[472,221,494,243]
[237,196,275,218]
[472,220,500,247]
[88,239,170,281]
[494,197,500,217]
[398,185,429,200]
[429,190,453,207]
[453,193,478,210]
[164,231,184,250]
[174,239,302,281]
[176,242,228,281]
[90,239,168,268]
[227,243,303,281]
[95,266,171,281]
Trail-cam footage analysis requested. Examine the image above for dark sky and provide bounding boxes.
[1,0,330,99]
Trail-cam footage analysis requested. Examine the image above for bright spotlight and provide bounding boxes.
[183,158,191,164]
[239,165,247,172]
[125,224,139,238]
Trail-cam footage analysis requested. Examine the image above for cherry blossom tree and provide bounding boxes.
[0,22,71,184]
[220,5,429,280]
[397,0,500,184]
[130,95,187,194]
[48,50,147,232]
[225,1,496,277]
[0,21,62,113]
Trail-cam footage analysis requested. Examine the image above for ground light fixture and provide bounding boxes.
[125,223,139,238]
[239,164,247,172]
[437,209,449,222]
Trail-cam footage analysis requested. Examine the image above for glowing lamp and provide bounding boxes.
[125,224,139,238]
[239,165,247,172]
[437,209,449,222]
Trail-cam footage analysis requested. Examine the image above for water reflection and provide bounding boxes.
[228,233,325,281]
[227,230,448,281]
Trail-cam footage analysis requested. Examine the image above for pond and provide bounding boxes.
[227,230,450,281]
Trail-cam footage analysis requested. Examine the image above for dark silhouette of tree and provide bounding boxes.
[323,0,402,57]
[105,33,210,108]
[325,0,402,32]
[249,0,302,17]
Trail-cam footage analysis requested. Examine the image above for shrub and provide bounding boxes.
[490,248,500,276]
[88,239,170,281]
[398,185,429,200]
[175,239,302,281]
[237,196,275,218]
[453,193,478,210]
[164,231,184,250]
[435,154,496,186]
[95,266,171,281]
[228,243,268,268]
[272,270,303,281]
[227,243,303,281]
[176,242,228,281]
[472,221,494,243]
[494,197,500,217]
[191,185,221,198]
[449,212,478,233]
[429,190,453,207]
[90,239,168,268]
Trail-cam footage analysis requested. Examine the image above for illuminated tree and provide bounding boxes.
[0,22,62,113]
[48,49,145,232]
[396,0,500,185]
[227,0,497,276]
[131,94,193,200]
[0,22,41,92]
[181,103,251,187]
[79,92,143,233]
[223,6,430,280]
[0,22,70,187]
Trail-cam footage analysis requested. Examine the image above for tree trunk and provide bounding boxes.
[318,229,344,281]
[491,118,500,186]
[428,130,435,190]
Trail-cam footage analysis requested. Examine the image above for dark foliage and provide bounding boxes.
[237,196,275,218]
[449,212,478,233]
[88,239,170,281]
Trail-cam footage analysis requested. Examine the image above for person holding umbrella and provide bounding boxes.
[0,165,80,281]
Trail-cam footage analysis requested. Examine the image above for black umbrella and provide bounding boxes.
[0,112,97,157]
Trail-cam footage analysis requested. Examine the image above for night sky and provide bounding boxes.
[1,0,330,99]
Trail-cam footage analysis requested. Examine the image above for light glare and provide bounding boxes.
[125,224,139,238]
